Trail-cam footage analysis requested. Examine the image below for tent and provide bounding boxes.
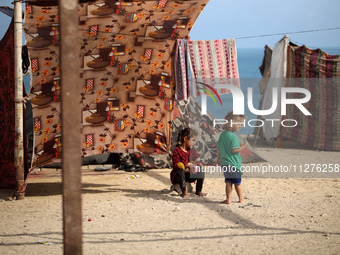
[257,37,340,151]
[1,0,266,190]
[0,18,30,188]
[23,0,210,168]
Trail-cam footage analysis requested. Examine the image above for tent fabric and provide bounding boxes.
[261,36,289,143]
[122,96,267,170]
[0,19,30,189]
[281,45,340,151]
[0,6,14,18]
[45,95,266,170]
[187,38,240,97]
[24,0,210,168]
[0,19,16,188]
[171,97,266,165]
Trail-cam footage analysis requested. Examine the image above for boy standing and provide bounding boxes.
[217,111,248,204]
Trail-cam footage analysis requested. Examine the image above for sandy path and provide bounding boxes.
[1,136,340,254]
[1,163,339,255]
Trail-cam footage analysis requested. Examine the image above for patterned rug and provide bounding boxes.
[0,19,15,188]
[281,45,340,151]
[175,38,240,100]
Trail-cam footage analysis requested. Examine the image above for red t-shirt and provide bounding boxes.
[170,147,200,184]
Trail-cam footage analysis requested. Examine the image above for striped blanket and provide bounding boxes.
[281,45,340,151]
[188,39,240,97]
[175,39,192,101]
[175,39,240,100]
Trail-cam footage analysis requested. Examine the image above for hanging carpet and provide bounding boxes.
[281,45,340,151]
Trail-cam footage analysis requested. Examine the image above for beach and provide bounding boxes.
[0,136,339,255]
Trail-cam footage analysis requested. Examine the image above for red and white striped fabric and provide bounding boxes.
[90,25,98,35]
[137,105,144,118]
[187,39,240,97]
[174,39,189,100]
[144,49,152,60]
[34,117,41,130]
[86,134,93,145]
[158,0,168,7]
[86,79,94,90]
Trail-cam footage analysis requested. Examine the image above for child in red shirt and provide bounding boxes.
[171,128,205,197]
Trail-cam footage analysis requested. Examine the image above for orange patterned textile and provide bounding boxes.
[24,0,209,168]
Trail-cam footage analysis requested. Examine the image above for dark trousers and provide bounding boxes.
[174,169,204,192]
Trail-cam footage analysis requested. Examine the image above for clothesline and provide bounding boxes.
[234,27,340,40]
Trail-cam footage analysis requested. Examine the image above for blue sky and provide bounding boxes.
[1,0,339,49]
[190,0,340,49]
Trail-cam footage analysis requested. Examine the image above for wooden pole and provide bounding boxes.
[14,0,25,200]
[59,0,83,254]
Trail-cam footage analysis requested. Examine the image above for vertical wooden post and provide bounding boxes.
[14,0,25,200]
[59,0,83,254]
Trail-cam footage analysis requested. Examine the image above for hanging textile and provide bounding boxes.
[187,38,240,97]
[281,45,340,151]
[175,39,192,100]
[24,0,210,168]
[261,36,289,142]
[0,19,15,188]
[253,44,273,138]
[0,6,14,18]
[258,44,273,94]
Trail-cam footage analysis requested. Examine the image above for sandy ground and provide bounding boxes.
[1,137,339,255]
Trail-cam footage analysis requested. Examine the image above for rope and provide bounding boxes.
[234,27,340,40]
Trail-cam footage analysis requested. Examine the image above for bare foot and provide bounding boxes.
[238,199,247,203]
[181,191,190,198]
[195,192,206,197]
[221,200,231,204]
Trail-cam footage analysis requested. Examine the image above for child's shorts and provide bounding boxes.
[222,165,242,185]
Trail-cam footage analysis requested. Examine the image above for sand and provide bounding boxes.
[1,137,339,255]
